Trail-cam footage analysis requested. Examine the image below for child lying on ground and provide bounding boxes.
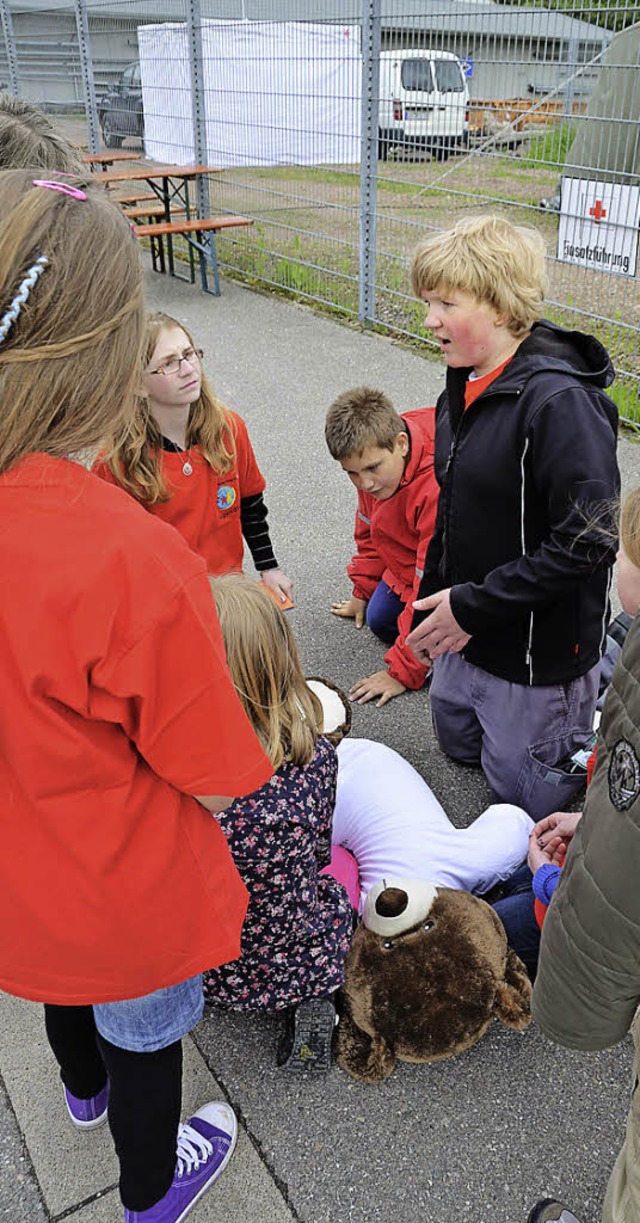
[202,574,533,1074]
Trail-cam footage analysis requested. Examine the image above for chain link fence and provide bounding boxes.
[2,0,639,422]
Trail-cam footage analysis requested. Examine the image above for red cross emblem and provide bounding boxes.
[589,199,607,223]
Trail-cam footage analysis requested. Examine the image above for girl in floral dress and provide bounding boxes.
[202,573,354,1073]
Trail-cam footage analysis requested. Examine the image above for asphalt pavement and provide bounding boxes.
[1,261,637,1223]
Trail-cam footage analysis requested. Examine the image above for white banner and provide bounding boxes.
[557,177,640,278]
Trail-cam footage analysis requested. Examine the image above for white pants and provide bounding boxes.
[332,738,533,910]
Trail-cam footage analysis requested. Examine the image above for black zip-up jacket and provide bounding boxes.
[413,320,620,686]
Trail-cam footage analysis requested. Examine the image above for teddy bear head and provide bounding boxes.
[334,879,532,1084]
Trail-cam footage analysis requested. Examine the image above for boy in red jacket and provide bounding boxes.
[326,387,438,707]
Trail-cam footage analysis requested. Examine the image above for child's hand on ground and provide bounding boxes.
[349,669,407,708]
[331,595,367,628]
[261,568,294,604]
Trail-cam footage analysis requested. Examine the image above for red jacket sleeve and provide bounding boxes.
[347,493,385,601]
[384,489,436,689]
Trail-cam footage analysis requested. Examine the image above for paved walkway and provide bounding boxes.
[1,264,637,1222]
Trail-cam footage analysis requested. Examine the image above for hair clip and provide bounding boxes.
[0,256,49,345]
[32,179,87,201]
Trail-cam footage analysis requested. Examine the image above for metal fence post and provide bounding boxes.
[563,37,578,122]
[187,0,211,223]
[73,0,100,153]
[0,0,20,96]
[359,0,381,324]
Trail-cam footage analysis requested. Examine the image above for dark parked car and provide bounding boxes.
[99,62,143,148]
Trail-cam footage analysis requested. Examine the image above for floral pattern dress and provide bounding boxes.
[203,736,353,1011]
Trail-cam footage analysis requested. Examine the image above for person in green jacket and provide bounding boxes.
[527,484,640,1223]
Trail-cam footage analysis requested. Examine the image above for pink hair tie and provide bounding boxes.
[32,180,87,201]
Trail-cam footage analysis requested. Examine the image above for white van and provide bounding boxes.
[378,49,470,160]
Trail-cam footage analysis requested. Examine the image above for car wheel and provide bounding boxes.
[101,114,123,149]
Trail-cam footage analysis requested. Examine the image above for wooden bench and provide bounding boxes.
[123,204,187,274]
[114,191,158,207]
[133,215,254,295]
[122,204,184,220]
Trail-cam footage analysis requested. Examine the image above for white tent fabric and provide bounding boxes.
[139,20,362,167]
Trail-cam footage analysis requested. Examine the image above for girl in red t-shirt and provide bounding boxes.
[93,312,293,603]
[0,171,272,1223]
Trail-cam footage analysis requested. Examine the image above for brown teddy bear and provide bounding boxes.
[334,878,532,1084]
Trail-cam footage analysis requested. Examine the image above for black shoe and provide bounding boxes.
[528,1200,584,1223]
[276,997,336,1074]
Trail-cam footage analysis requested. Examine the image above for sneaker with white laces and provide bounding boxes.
[64,1083,109,1130]
[528,1200,584,1223]
[123,1102,237,1223]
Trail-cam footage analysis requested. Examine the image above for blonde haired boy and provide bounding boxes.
[406,215,619,820]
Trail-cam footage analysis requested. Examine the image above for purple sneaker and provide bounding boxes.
[64,1083,109,1130]
[123,1102,238,1223]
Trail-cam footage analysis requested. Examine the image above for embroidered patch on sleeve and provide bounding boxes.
[608,738,640,811]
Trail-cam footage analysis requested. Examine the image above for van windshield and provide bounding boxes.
[400,60,434,93]
[433,59,464,92]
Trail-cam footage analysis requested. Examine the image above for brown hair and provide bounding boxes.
[0,95,85,175]
[325,386,406,460]
[102,312,236,503]
[410,214,546,338]
[209,573,323,770]
[0,170,144,473]
[621,487,640,569]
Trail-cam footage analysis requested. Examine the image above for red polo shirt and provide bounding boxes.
[0,454,272,1005]
[94,411,265,574]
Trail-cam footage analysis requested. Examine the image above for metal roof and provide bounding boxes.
[8,0,610,45]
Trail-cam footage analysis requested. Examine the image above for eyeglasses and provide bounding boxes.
[146,347,204,377]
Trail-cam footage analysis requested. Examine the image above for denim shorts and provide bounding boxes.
[93,975,203,1053]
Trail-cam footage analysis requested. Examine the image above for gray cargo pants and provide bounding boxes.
[428,651,600,822]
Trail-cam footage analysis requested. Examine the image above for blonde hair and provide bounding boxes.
[101,312,236,503]
[0,170,144,473]
[621,487,640,569]
[410,215,547,338]
[0,95,85,174]
[210,573,323,770]
[325,386,406,459]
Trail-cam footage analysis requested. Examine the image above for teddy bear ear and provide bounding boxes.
[306,677,351,745]
[363,878,438,937]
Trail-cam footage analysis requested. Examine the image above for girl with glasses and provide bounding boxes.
[94,312,293,604]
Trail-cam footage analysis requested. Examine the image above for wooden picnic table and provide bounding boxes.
[93,164,220,267]
[81,151,142,172]
[94,163,243,295]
